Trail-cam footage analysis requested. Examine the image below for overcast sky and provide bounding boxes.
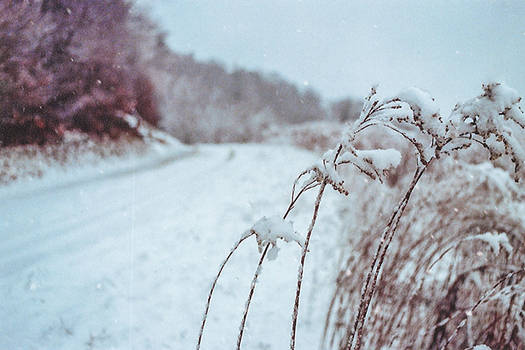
[137,0,525,112]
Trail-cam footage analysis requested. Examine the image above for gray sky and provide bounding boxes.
[138,0,525,111]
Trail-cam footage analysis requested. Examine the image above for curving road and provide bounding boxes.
[0,144,341,350]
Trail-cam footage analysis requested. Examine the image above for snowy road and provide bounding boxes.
[0,144,343,350]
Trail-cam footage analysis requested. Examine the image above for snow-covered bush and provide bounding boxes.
[321,82,525,350]
[0,0,160,146]
[197,83,524,350]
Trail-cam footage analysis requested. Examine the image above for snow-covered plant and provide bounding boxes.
[0,0,160,146]
[196,211,305,349]
[324,159,525,349]
[196,83,524,350]
[327,83,524,350]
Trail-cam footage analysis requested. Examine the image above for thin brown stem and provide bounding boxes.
[284,179,320,219]
[291,170,310,202]
[237,242,271,349]
[196,233,254,350]
[290,180,328,350]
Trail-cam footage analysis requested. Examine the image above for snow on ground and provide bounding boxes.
[0,143,345,350]
[0,129,188,194]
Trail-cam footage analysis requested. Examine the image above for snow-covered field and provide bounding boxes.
[0,143,344,350]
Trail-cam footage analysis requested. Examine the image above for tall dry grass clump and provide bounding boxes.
[197,83,525,350]
[324,158,525,349]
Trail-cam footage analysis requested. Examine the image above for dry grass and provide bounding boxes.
[198,84,525,350]
[324,158,525,349]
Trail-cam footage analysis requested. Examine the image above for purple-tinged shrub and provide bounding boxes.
[0,0,160,146]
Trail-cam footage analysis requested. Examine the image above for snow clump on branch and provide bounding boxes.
[446,83,525,181]
[246,216,303,260]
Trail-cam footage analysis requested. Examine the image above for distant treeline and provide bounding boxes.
[0,0,361,146]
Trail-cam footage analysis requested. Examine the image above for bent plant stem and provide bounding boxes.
[196,233,254,350]
[237,242,271,349]
[290,179,328,350]
[284,179,319,219]
[348,163,429,350]
[235,172,321,349]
